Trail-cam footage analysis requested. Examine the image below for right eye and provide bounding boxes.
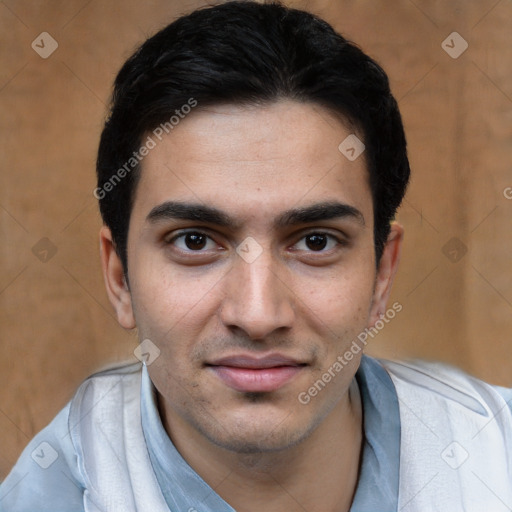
[168,231,218,252]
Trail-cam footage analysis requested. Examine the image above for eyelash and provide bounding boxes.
[166,230,345,254]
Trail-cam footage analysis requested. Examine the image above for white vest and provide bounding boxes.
[68,360,512,511]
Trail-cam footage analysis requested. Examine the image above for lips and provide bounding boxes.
[207,354,306,393]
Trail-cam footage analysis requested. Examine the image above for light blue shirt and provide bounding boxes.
[1,355,469,511]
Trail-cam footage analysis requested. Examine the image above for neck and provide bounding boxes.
[159,379,363,512]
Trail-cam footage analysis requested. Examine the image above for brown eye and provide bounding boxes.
[305,234,328,251]
[292,232,340,253]
[184,233,207,250]
[169,231,217,252]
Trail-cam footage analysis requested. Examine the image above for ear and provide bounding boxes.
[99,226,136,329]
[368,222,404,326]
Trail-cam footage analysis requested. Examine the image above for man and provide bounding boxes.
[1,1,511,511]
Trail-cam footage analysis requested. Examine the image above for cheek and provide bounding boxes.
[305,268,374,323]
[131,261,222,331]
[328,285,373,330]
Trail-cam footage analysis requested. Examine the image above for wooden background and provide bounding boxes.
[1,0,511,480]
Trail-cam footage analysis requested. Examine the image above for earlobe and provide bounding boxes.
[368,222,404,326]
[99,226,136,329]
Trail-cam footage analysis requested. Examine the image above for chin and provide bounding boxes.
[195,408,318,455]
[207,429,307,455]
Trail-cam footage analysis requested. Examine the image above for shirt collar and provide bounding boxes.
[350,355,400,512]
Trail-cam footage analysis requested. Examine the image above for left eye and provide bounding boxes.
[171,232,217,251]
[293,233,340,252]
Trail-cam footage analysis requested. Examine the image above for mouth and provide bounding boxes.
[206,354,307,393]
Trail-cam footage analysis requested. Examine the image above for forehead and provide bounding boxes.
[131,100,372,227]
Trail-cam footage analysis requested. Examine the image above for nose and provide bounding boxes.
[219,249,295,340]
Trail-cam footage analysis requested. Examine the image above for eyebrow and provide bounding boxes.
[146,200,365,228]
[276,201,365,227]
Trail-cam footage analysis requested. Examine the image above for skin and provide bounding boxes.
[100,100,403,512]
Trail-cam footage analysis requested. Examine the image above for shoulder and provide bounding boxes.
[375,360,512,509]
[72,361,142,402]
[379,357,512,444]
[0,402,84,511]
[67,362,142,441]
[0,362,141,512]
[78,360,142,386]
[380,358,511,414]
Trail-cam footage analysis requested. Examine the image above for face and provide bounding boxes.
[101,100,402,454]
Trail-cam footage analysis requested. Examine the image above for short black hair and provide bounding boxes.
[96,0,410,272]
